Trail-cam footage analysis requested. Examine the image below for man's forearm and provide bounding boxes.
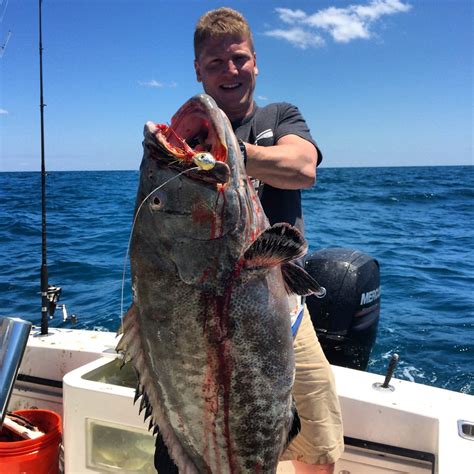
[244,135,318,190]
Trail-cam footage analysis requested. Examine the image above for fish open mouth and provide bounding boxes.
[144,96,231,185]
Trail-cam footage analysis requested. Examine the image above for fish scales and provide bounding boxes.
[117,94,320,473]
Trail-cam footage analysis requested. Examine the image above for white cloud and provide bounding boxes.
[266,1,411,48]
[264,27,324,49]
[257,95,269,101]
[353,0,412,20]
[0,108,8,115]
[276,8,308,24]
[305,7,371,43]
[138,80,177,88]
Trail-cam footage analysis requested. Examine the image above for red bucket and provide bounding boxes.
[0,409,62,474]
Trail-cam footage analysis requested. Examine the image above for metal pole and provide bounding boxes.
[39,0,49,335]
[0,317,32,425]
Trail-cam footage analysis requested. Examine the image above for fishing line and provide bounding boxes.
[119,167,200,328]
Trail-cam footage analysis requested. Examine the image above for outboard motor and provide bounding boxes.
[304,248,380,371]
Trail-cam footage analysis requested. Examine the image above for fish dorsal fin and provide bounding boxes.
[243,223,307,268]
[282,262,327,297]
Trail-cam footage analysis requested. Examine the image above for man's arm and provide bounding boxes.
[244,134,318,190]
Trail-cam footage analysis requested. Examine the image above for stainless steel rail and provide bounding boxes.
[0,317,32,426]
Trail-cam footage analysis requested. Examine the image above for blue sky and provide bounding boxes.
[0,0,472,171]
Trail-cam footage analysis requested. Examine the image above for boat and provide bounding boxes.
[2,313,473,473]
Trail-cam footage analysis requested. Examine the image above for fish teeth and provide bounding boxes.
[144,404,153,422]
[148,418,155,432]
[139,393,149,415]
[134,384,143,404]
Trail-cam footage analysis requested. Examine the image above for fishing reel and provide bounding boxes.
[46,285,77,325]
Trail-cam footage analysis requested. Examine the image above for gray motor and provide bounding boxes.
[304,248,381,371]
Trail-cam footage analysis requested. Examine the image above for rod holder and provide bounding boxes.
[382,353,399,388]
[0,317,32,426]
[373,353,399,392]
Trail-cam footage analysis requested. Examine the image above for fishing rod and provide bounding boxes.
[39,0,74,334]
[39,0,49,334]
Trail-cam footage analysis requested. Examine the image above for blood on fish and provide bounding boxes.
[216,188,227,239]
[153,122,197,163]
[202,349,222,473]
[198,268,213,285]
[192,203,216,228]
[200,259,244,473]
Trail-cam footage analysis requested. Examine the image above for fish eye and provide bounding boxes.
[149,195,163,211]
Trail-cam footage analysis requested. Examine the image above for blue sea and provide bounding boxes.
[0,166,473,395]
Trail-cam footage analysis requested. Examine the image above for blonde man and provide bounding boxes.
[155,7,344,474]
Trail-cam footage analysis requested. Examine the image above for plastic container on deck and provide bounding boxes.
[0,409,62,474]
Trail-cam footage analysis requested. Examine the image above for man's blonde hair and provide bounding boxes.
[194,7,254,59]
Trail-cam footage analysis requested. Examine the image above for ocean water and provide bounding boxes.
[0,166,472,395]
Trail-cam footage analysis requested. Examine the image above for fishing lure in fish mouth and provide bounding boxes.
[192,152,216,170]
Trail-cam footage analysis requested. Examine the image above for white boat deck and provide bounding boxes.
[8,327,474,473]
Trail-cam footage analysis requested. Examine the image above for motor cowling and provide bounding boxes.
[304,248,380,371]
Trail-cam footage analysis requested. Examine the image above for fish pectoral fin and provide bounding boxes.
[243,223,307,268]
[284,398,301,450]
[282,262,327,297]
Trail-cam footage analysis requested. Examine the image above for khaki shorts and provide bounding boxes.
[280,306,344,465]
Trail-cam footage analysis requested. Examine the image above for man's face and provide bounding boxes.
[194,35,258,121]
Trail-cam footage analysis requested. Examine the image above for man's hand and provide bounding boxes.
[244,134,318,190]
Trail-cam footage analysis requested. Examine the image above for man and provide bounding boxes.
[156,7,344,473]
[194,8,344,473]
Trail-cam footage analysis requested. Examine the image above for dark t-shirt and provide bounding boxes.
[231,102,321,236]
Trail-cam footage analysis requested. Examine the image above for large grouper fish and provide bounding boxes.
[116,94,325,473]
